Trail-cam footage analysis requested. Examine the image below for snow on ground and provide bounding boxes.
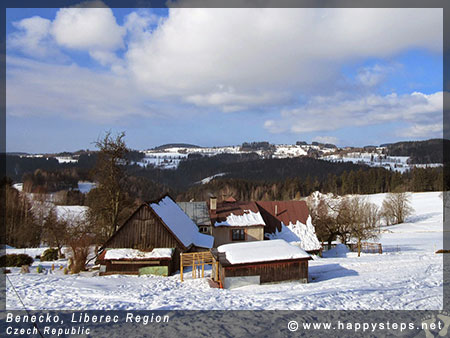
[197,173,227,184]
[321,152,442,173]
[55,205,88,222]
[6,192,444,310]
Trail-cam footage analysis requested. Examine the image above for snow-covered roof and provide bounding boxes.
[214,209,265,227]
[265,215,322,251]
[104,248,173,260]
[150,196,214,249]
[217,239,310,265]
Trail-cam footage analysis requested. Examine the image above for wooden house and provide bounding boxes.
[208,197,321,253]
[257,200,322,254]
[209,197,265,247]
[211,239,311,289]
[100,194,214,274]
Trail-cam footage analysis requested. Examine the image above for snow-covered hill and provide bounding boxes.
[5,191,444,310]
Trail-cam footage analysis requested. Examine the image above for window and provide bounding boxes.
[199,226,209,234]
[231,229,245,241]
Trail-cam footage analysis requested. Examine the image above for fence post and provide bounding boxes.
[180,253,183,282]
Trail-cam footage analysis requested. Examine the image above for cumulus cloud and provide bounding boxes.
[51,7,125,51]
[6,7,443,131]
[123,8,441,109]
[8,16,53,57]
[6,56,150,123]
[264,91,443,139]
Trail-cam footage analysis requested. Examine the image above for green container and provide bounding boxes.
[138,266,169,276]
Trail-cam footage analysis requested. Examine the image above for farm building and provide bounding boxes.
[211,239,311,289]
[258,200,322,253]
[208,197,321,253]
[177,201,212,235]
[97,248,174,276]
[209,197,265,247]
[100,195,214,274]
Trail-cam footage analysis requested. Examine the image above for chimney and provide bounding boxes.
[275,204,278,216]
[210,196,217,211]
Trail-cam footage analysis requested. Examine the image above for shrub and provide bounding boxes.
[0,254,34,267]
[41,248,59,261]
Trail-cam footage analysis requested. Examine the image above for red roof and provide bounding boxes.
[210,200,264,226]
[209,198,309,233]
[256,201,309,234]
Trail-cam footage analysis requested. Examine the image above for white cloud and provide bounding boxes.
[264,91,443,138]
[51,7,125,51]
[356,64,397,87]
[6,56,151,123]
[123,8,442,110]
[313,136,339,145]
[8,16,53,57]
[6,8,443,126]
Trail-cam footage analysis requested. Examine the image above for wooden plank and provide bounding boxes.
[111,260,161,265]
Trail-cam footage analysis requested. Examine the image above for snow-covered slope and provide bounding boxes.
[6,192,444,310]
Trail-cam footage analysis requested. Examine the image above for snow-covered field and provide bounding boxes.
[5,192,445,310]
[321,152,442,173]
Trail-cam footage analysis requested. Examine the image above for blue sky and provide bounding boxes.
[6,6,443,153]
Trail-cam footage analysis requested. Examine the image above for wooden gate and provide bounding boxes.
[180,251,218,282]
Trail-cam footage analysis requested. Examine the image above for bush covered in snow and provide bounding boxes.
[0,254,34,267]
[41,248,59,261]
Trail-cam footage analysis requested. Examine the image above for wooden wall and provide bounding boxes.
[102,258,173,275]
[104,205,185,268]
[221,259,309,284]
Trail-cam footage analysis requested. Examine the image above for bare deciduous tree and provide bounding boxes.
[87,131,133,243]
[42,207,68,258]
[65,214,94,274]
[381,192,414,225]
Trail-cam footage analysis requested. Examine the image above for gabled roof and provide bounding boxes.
[103,195,214,250]
[177,201,211,226]
[256,200,309,233]
[150,195,214,249]
[210,201,265,227]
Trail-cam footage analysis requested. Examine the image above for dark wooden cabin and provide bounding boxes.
[211,239,311,289]
[100,195,214,272]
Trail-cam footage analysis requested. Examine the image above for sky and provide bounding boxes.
[5,4,444,153]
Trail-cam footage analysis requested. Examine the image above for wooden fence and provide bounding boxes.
[349,242,383,254]
[180,251,218,282]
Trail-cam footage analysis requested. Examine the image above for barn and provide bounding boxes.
[211,239,311,289]
[100,195,214,275]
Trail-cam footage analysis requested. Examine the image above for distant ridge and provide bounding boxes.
[153,143,202,150]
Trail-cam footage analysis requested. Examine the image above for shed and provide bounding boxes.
[211,239,311,289]
[101,194,214,271]
[98,248,174,276]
